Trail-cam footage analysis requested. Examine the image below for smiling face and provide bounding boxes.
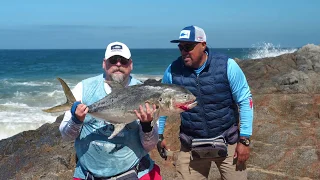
[178,42,207,69]
[103,55,133,85]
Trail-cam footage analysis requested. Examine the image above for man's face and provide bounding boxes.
[103,55,132,83]
[178,42,206,68]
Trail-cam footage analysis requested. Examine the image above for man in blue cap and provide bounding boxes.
[157,26,254,180]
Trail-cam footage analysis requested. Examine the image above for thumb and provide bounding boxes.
[161,140,167,149]
[233,150,238,158]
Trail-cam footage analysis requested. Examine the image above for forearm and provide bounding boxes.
[139,122,159,152]
[227,58,254,137]
[239,96,254,137]
[157,116,167,135]
[59,111,83,140]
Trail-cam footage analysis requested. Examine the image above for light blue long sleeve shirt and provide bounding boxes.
[158,58,254,137]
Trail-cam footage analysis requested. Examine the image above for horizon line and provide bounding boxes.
[0,46,301,50]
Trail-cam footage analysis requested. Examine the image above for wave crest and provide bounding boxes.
[247,42,297,59]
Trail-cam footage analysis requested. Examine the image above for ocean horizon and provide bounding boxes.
[0,43,298,140]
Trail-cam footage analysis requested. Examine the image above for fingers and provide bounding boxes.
[76,104,87,114]
[157,141,168,160]
[238,153,249,163]
[152,104,157,113]
[237,155,245,164]
[75,104,88,122]
[135,103,156,122]
[134,110,141,120]
[235,146,250,165]
[145,103,153,121]
[145,103,151,113]
[139,104,147,120]
[161,139,167,149]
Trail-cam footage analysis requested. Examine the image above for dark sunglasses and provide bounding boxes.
[178,43,198,52]
[108,55,130,65]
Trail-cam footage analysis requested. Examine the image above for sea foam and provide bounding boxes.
[247,42,297,59]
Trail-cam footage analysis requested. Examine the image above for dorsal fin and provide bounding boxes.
[143,79,162,85]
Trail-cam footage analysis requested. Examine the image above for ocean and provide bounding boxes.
[0,43,297,140]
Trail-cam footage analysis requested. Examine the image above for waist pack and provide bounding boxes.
[85,156,150,180]
[85,169,138,180]
[179,123,239,159]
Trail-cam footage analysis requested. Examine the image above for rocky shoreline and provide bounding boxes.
[1,44,320,179]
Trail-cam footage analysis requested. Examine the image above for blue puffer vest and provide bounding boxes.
[171,49,238,138]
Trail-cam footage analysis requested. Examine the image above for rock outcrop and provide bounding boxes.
[1,44,320,180]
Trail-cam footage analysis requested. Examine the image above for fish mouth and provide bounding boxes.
[187,101,197,109]
[177,100,198,111]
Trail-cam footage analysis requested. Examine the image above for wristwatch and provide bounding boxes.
[239,138,250,146]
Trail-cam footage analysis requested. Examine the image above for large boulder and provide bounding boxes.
[0,114,76,179]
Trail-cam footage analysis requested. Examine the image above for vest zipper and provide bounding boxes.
[196,74,209,137]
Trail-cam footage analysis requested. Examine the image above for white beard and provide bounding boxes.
[111,73,125,83]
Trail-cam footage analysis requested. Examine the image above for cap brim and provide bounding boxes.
[170,40,181,43]
[170,39,198,43]
[105,53,130,60]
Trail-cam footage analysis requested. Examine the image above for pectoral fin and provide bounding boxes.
[108,123,126,139]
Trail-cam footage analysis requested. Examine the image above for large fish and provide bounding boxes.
[43,78,197,139]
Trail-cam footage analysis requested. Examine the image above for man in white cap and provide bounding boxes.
[59,42,162,180]
[157,26,254,180]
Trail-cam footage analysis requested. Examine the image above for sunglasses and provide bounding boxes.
[178,43,198,52]
[108,55,130,65]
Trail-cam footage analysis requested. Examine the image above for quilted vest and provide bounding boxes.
[171,49,238,138]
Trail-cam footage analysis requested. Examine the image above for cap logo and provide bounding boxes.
[197,37,203,41]
[111,45,123,51]
[179,30,190,39]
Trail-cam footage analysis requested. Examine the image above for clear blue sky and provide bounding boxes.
[0,0,319,49]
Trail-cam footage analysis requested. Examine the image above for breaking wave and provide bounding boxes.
[246,42,298,59]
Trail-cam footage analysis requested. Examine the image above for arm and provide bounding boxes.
[227,58,253,164]
[139,122,159,152]
[156,65,173,159]
[157,64,173,135]
[227,58,253,137]
[59,82,84,141]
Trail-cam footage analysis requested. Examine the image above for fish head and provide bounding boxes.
[158,85,197,115]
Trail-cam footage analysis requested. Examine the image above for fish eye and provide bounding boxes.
[159,98,163,102]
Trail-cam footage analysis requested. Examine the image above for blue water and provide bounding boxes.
[0,44,297,140]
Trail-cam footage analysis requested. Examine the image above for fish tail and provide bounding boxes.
[42,77,76,113]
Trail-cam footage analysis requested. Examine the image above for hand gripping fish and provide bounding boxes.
[43,78,197,139]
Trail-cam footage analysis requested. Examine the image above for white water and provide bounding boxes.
[247,42,297,59]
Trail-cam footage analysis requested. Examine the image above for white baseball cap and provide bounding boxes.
[105,42,131,60]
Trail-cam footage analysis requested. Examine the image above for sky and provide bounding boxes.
[0,0,319,49]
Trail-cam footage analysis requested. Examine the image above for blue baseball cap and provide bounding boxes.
[170,25,207,43]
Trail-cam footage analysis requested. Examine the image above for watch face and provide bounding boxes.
[244,139,250,145]
[240,139,250,146]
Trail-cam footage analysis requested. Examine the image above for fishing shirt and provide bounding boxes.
[59,74,158,179]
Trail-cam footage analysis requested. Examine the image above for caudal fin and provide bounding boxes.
[42,78,76,113]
